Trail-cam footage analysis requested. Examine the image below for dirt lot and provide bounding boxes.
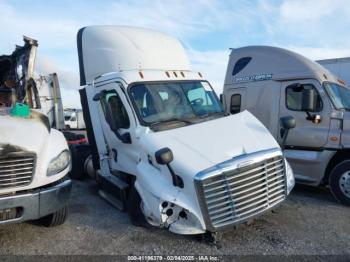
[0,179,349,257]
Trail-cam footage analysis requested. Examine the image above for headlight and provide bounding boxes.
[285,158,295,194]
[47,150,71,176]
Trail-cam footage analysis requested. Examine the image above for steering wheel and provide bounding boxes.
[190,98,204,106]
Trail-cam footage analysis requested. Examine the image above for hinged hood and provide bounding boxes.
[142,110,280,177]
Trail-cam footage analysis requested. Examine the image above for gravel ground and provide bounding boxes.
[0,179,349,257]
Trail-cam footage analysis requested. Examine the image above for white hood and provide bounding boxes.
[142,110,280,177]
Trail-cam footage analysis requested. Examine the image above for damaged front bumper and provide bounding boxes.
[0,179,72,224]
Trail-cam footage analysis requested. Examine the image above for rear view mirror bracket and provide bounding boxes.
[280,116,296,150]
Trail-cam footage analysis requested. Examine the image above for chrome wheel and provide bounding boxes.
[339,171,350,198]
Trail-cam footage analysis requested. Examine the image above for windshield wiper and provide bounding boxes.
[150,117,193,126]
[337,107,350,111]
[198,111,225,118]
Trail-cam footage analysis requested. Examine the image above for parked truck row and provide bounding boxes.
[0,25,348,238]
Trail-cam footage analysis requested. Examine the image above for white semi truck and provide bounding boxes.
[77,26,295,235]
[64,108,86,129]
[223,46,350,206]
[0,37,71,226]
[317,57,350,87]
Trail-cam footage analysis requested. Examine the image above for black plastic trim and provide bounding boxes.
[285,146,338,152]
[79,88,100,170]
[77,27,86,86]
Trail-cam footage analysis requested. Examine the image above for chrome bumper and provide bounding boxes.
[0,179,72,224]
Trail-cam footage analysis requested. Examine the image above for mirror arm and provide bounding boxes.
[305,111,313,120]
[281,129,289,150]
[166,163,184,188]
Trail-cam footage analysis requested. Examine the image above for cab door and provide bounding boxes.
[279,79,330,148]
[93,81,139,176]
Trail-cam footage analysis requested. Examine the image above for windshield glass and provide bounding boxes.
[323,82,350,110]
[129,81,223,126]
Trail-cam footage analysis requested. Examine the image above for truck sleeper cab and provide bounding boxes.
[78,26,295,234]
[223,46,350,206]
[0,37,72,226]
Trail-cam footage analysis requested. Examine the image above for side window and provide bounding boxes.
[101,91,130,129]
[286,84,322,112]
[230,94,241,114]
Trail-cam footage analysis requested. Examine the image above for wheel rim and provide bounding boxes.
[339,171,350,198]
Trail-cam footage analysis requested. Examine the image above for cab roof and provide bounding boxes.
[225,46,339,85]
[77,25,190,86]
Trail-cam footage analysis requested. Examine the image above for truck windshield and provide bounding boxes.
[129,81,223,127]
[324,82,350,110]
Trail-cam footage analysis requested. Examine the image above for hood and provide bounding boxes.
[0,108,49,155]
[142,110,280,176]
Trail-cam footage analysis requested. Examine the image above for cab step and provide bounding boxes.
[98,175,129,211]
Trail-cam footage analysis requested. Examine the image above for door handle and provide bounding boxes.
[112,148,118,162]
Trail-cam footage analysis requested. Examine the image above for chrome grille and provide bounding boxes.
[195,149,286,230]
[0,155,35,189]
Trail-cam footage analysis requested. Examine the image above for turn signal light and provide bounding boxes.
[330,136,338,142]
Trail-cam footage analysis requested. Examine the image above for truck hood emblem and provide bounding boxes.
[237,160,254,168]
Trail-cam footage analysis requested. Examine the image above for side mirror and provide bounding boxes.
[301,89,317,111]
[154,147,183,188]
[280,116,296,150]
[280,115,296,130]
[155,147,173,165]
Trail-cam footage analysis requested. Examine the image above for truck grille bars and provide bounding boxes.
[195,148,286,231]
[0,154,36,189]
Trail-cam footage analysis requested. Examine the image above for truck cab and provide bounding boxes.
[223,46,350,206]
[0,37,71,225]
[78,26,294,235]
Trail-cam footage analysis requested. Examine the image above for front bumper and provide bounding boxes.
[0,179,72,225]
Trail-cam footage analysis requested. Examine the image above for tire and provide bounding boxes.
[69,144,91,180]
[37,206,68,227]
[126,186,152,228]
[329,160,350,206]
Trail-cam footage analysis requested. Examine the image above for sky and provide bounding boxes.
[1,0,350,108]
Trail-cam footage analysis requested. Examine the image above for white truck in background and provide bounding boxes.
[64,108,86,129]
[223,46,350,206]
[77,26,294,236]
[317,57,350,87]
[0,37,71,226]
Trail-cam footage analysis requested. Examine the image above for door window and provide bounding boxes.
[230,94,241,114]
[286,84,322,112]
[100,90,130,129]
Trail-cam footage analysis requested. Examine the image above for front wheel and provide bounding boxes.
[329,160,350,206]
[126,187,152,228]
[37,206,68,227]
